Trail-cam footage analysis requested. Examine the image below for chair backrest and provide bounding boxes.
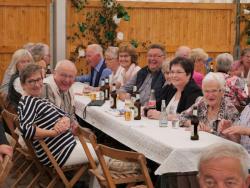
[1,109,19,145]
[0,92,7,110]
[95,144,154,188]
[0,155,13,185]
[76,127,98,170]
[0,135,16,185]
[38,130,88,188]
[0,92,16,114]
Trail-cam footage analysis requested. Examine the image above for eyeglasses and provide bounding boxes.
[169,71,186,75]
[26,77,43,86]
[203,89,222,94]
[147,54,164,59]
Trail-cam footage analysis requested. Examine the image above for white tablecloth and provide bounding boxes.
[73,82,243,175]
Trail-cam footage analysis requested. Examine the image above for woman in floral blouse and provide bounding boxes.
[220,75,250,153]
[215,53,248,109]
[179,72,239,134]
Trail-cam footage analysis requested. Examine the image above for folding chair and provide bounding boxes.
[38,131,89,188]
[0,137,16,186]
[1,109,53,188]
[77,128,154,188]
[0,153,13,185]
[0,92,16,114]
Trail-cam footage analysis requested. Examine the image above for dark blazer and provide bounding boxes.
[156,79,202,113]
[135,66,165,103]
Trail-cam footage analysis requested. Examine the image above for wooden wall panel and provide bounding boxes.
[0,0,50,83]
[67,1,236,74]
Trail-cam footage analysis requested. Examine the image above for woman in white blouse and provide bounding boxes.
[118,45,141,86]
[105,46,124,88]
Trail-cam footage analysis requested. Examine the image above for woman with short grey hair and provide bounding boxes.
[215,53,248,108]
[180,72,239,134]
[215,53,234,73]
[105,46,124,88]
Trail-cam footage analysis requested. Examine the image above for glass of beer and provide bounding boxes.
[125,109,132,121]
[90,92,96,101]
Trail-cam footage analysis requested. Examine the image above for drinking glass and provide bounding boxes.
[167,105,179,129]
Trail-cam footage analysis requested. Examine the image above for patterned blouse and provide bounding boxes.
[18,96,76,167]
[179,97,239,129]
[238,105,250,154]
[222,73,247,107]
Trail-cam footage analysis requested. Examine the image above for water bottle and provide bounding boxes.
[159,100,167,127]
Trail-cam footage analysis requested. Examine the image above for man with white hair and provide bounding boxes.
[75,44,112,87]
[198,143,250,188]
[42,59,78,125]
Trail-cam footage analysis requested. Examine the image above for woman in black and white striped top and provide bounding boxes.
[18,63,96,167]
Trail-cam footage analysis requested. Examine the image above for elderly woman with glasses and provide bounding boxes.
[147,57,202,119]
[105,46,124,88]
[179,72,239,133]
[18,63,96,168]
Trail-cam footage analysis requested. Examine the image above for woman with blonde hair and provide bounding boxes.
[1,49,34,94]
[190,48,208,88]
[1,49,34,111]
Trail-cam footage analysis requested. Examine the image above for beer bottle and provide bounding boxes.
[134,93,141,120]
[99,79,105,101]
[104,77,110,100]
[209,62,214,72]
[190,106,199,140]
[148,89,156,110]
[110,83,117,109]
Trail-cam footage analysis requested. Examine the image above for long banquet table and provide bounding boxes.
[73,82,241,175]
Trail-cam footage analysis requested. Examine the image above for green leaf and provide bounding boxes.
[99,14,106,24]
[105,31,115,41]
[130,39,139,48]
[78,23,86,33]
[247,37,250,45]
[123,14,130,21]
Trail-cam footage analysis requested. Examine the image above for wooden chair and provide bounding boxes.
[77,128,154,188]
[0,92,16,114]
[1,109,51,188]
[0,137,16,186]
[38,132,89,188]
[10,109,89,188]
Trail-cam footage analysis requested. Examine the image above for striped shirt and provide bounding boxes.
[18,96,76,167]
